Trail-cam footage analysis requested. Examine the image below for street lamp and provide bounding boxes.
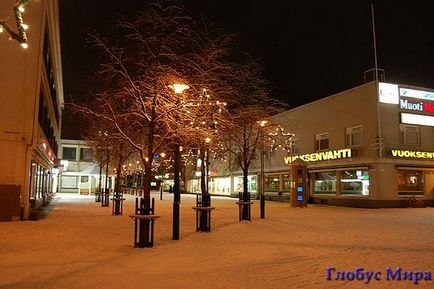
[170,82,189,240]
[205,137,211,195]
[258,120,269,219]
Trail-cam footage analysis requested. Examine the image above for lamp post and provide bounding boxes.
[205,137,211,195]
[258,120,268,219]
[170,83,189,240]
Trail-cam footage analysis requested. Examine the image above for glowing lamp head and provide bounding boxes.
[161,152,166,158]
[170,83,189,94]
[258,120,269,127]
[20,42,28,49]
[21,23,29,30]
[18,5,25,12]
[205,137,211,144]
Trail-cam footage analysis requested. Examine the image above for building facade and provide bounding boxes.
[187,81,434,207]
[59,139,108,195]
[0,0,63,220]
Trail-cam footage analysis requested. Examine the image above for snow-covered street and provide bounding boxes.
[1,192,433,289]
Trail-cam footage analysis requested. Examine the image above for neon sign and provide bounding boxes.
[391,149,434,159]
[284,148,352,164]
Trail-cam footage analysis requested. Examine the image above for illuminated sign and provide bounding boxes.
[400,99,434,113]
[400,99,423,112]
[391,149,434,159]
[400,88,434,101]
[379,82,399,104]
[401,113,434,127]
[284,148,352,164]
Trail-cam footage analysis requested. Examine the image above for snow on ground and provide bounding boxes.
[1,192,434,289]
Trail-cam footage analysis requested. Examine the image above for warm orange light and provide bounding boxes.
[205,137,211,144]
[258,120,269,127]
[161,152,166,158]
[170,83,189,94]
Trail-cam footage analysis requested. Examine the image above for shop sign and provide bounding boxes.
[400,99,434,113]
[401,113,434,127]
[284,148,352,164]
[400,87,434,101]
[391,149,434,159]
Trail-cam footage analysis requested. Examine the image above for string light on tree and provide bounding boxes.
[0,0,31,48]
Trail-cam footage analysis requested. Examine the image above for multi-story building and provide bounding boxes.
[0,0,63,220]
[188,81,434,207]
[59,139,106,195]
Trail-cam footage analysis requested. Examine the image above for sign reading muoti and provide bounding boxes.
[284,148,352,164]
[391,149,434,159]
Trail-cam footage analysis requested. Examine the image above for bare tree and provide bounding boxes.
[219,60,287,200]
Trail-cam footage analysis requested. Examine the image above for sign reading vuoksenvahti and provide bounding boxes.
[391,149,434,160]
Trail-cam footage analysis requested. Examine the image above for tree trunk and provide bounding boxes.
[242,167,249,201]
[200,144,207,197]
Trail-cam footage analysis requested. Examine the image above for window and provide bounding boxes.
[313,172,336,194]
[62,147,76,160]
[346,126,363,146]
[81,176,89,183]
[315,132,329,151]
[397,170,424,196]
[340,170,369,196]
[400,124,420,145]
[80,148,93,161]
[264,174,280,192]
[283,174,291,192]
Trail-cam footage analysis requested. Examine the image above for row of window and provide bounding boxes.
[38,88,58,155]
[62,147,94,161]
[313,169,426,196]
[314,124,422,151]
[313,170,370,196]
[29,161,53,207]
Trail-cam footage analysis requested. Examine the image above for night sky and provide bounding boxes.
[60,0,434,139]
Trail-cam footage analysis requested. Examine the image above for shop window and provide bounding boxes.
[313,172,336,194]
[397,170,424,196]
[81,176,89,183]
[80,148,93,161]
[315,132,329,151]
[63,147,76,160]
[62,176,78,189]
[400,124,420,145]
[340,170,369,196]
[234,175,257,193]
[283,174,291,192]
[346,126,363,147]
[264,175,280,192]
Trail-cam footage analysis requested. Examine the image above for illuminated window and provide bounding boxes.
[340,170,369,196]
[346,126,363,146]
[397,170,424,196]
[315,132,329,151]
[283,174,291,192]
[313,172,336,194]
[264,174,280,192]
[400,124,420,145]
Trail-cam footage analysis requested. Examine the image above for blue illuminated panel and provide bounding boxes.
[297,186,303,192]
[297,195,303,201]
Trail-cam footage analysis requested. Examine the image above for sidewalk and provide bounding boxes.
[1,193,433,289]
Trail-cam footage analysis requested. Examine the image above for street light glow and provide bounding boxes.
[205,137,211,143]
[258,120,269,127]
[170,83,189,94]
